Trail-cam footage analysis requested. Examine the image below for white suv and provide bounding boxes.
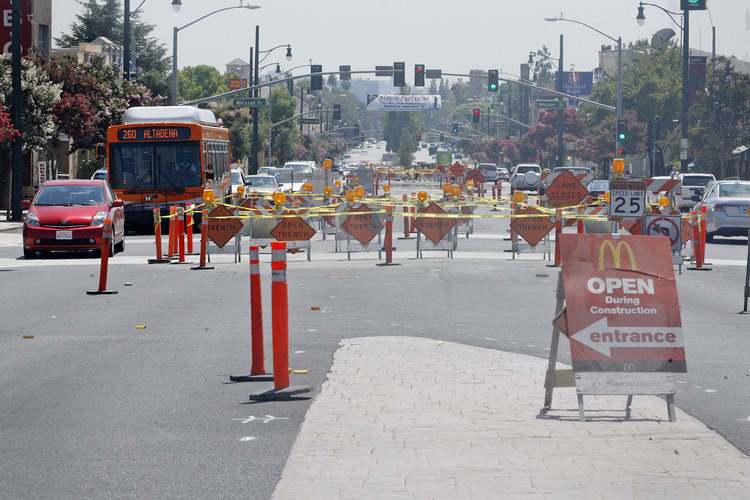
[510,164,542,191]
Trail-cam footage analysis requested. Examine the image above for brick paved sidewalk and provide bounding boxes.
[273,337,750,499]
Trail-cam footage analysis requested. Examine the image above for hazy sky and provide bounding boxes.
[53,0,750,78]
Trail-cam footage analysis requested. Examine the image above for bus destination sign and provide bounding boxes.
[117,126,192,142]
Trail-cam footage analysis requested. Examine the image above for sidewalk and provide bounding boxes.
[273,337,750,499]
[0,220,22,233]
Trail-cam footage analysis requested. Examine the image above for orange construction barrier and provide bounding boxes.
[148,208,170,264]
[249,241,311,401]
[377,205,400,267]
[167,205,177,258]
[400,194,411,239]
[191,208,214,271]
[186,205,195,255]
[87,217,117,295]
[230,245,273,382]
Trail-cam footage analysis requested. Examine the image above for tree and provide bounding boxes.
[56,0,171,97]
[690,58,750,178]
[262,87,300,165]
[178,65,227,102]
[397,128,416,167]
[0,106,18,144]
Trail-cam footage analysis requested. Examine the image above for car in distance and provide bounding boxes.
[510,164,543,191]
[496,167,510,182]
[587,179,610,198]
[244,174,278,195]
[91,168,108,181]
[678,173,715,211]
[476,163,499,183]
[697,180,750,242]
[23,180,125,259]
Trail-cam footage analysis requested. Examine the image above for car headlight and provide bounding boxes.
[90,211,107,226]
[25,212,39,226]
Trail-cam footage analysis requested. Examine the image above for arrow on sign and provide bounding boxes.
[571,317,683,358]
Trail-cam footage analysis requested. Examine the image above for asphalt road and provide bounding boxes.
[1,171,749,498]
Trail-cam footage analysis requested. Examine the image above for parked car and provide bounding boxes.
[497,167,510,182]
[587,179,610,198]
[273,167,305,193]
[91,168,108,181]
[23,180,125,259]
[678,173,715,211]
[476,163,499,182]
[697,180,750,242]
[552,166,593,177]
[284,161,315,178]
[510,164,543,191]
[244,174,278,195]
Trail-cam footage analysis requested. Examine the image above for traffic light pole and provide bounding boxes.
[680,9,690,173]
[556,34,564,167]
[616,36,623,154]
[251,26,260,173]
[10,0,24,222]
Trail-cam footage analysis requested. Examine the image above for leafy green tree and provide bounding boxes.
[397,128,416,167]
[178,65,228,102]
[56,0,170,97]
[263,87,300,165]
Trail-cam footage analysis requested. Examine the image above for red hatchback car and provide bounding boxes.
[23,180,126,259]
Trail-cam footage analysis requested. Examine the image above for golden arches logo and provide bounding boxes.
[598,240,638,271]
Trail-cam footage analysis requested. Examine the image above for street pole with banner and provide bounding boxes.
[10,0,24,222]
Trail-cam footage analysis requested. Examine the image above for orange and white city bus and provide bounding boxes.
[106,106,231,230]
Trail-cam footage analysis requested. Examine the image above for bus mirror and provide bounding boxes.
[206,171,214,181]
[95,143,105,159]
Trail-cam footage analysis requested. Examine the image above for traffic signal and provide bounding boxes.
[287,78,294,94]
[451,122,459,134]
[617,119,628,142]
[487,69,499,92]
[472,108,481,124]
[332,104,341,121]
[681,0,707,10]
[310,64,323,91]
[393,62,405,87]
[339,65,351,81]
[414,64,425,87]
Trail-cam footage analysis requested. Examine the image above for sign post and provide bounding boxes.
[544,234,686,422]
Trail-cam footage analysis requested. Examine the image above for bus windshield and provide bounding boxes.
[110,142,201,191]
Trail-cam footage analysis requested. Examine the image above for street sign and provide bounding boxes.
[413,202,456,245]
[366,95,442,112]
[271,216,316,242]
[510,206,554,247]
[645,214,682,252]
[536,99,566,110]
[448,162,465,178]
[559,234,686,374]
[375,65,393,77]
[544,170,589,208]
[233,98,266,108]
[425,69,442,79]
[341,204,383,246]
[300,117,320,125]
[207,205,243,248]
[609,180,646,218]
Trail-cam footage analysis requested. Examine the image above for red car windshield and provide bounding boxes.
[35,185,105,207]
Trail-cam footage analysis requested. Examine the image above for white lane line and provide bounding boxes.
[483,337,497,341]
[705,389,717,393]
[239,436,256,442]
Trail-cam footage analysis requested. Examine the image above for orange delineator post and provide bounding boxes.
[271,241,290,390]
[86,218,117,295]
[148,208,169,264]
[167,205,177,258]
[191,208,214,271]
[186,206,194,254]
[177,207,186,264]
[377,205,400,267]
[229,245,272,382]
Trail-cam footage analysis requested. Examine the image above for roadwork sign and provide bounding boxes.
[544,170,589,208]
[645,214,682,251]
[207,205,243,248]
[413,202,456,244]
[510,207,554,247]
[448,162,465,178]
[271,216,316,242]
[559,234,686,373]
[341,204,383,246]
[465,168,485,186]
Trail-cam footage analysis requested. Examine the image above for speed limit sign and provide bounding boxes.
[609,180,646,218]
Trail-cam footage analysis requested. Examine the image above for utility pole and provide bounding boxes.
[123,0,131,81]
[680,9,690,173]
[299,87,304,132]
[250,25,260,173]
[10,0,24,222]
[556,33,565,167]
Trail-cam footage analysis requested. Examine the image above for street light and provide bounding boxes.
[635,2,691,173]
[545,14,624,160]
[171,0,182,12]
[171,2,261,105]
